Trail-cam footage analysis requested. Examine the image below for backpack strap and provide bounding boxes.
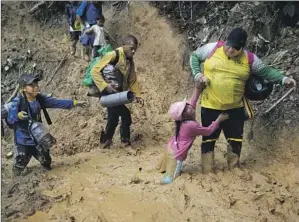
[207,41,226,59]
[109,49,120,66]
[246,51,254,69]
[36,94,52,125]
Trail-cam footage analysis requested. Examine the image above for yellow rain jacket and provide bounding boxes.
[201,46,250,110]
[91,47,141,97]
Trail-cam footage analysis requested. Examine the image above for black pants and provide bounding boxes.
[201,107,245,156]
[105,105,132,142]
[13,144,52,170]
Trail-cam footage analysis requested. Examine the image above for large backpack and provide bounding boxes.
[207,41,273,101]
[65,2,82,29]
[82,44,119,87]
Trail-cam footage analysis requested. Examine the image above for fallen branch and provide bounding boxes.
[264,87,295,114]
[45,51,69,87]
[28,1,46,14]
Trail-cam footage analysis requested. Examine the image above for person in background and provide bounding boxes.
[76,1,103,61]
[65,1,83,56]
[84,15,107,59]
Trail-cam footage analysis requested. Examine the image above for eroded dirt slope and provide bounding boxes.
[1,2,299,222]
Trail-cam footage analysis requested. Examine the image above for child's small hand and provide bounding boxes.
[216,113,229,123]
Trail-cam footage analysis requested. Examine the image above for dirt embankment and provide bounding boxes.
[1,2,299,222]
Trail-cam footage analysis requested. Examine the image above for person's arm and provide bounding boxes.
[189,87,201,108]
[190,42,217,79]
[188,121,219,137]
[251,54,286,84]
[91,51,117,91]
[41,94,75,109]
[84,26,94,34]
[128,61,141,97]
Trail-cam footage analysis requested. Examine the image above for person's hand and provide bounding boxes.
[18,111,29,120]
[283,77,296,88]
[75,101,87,108]
[105,83,118,93]
[215,113,229,124]
[195,74,209,89]
[136,97,144,107]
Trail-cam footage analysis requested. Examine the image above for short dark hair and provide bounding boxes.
[123,35,138,47]
[96,15,105,22]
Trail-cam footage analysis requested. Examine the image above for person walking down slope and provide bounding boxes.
[91,35,144,149]
[190,27,296,173]
[7,74,86,176]
[65,1,83,56]
[77,1,103,61]
[83,15,107,59]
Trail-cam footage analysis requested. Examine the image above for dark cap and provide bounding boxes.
[226,28,247,50]
[18,74,40,87]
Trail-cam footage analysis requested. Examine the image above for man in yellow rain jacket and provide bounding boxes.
[91,35,143,148]
[190,28,296,173]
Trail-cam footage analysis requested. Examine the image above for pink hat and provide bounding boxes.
[168,97,187,121]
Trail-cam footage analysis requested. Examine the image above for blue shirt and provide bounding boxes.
[8,94,74,146]
[76,1,101,26]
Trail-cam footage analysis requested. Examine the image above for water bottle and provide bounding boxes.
[30,122,56,151]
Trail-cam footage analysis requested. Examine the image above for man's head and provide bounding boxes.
[96,15,105,26]
[122,35,139,59]
[224,28,247,58]
[18,74,40,98]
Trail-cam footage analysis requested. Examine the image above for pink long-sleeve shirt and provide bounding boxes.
[167,88,219,161]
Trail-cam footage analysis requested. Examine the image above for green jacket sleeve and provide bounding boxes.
[251,54,285,85]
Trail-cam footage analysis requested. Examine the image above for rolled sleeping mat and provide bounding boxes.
[100,90,135,108]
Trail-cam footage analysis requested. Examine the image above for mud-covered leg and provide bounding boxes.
[222,107,245,170]
[227,141,241,170]
[12,145,32,177]
[32,147,52,170]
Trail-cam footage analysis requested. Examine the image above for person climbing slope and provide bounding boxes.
[7,74,86,176]
[156,76,229,184]
[190,27,297,173]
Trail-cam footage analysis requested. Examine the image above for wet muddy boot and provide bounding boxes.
[227,144,240,170]
[102,139,112,149]
[202,152,214,174]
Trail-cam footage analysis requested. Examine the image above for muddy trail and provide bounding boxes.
[1,2,299,222]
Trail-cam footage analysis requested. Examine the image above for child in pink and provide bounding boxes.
[156,76,229,184]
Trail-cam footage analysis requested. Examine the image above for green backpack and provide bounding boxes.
[82,44,114,87]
